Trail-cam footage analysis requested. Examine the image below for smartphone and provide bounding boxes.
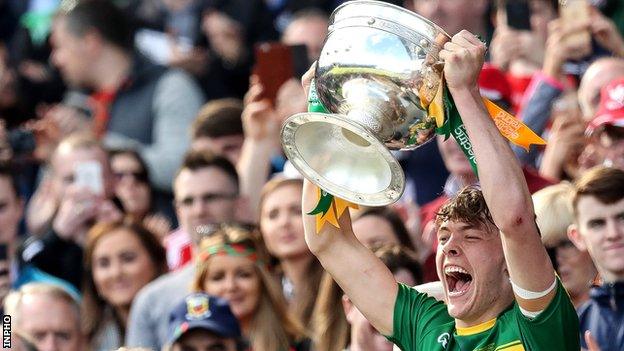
[74,161,104,195]
[560,0,591,49]
[252,42,309,106]
[506,0,532,31]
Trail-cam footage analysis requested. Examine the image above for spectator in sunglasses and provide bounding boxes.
[109,149,172,242]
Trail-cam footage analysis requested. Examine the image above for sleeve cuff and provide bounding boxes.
[534,71,566,90]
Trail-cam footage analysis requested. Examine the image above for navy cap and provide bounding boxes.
[167,293,241,344]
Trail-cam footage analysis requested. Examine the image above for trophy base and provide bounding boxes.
[281,112,405,207]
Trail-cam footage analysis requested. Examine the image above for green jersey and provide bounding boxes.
[387,279,579,351]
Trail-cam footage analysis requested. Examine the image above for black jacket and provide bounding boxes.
[577,281,624,351]
[18,230,83,290]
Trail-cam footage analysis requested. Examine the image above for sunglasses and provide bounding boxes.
[114,170,148,183]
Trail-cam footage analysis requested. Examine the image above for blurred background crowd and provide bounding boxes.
[0,0,623,350]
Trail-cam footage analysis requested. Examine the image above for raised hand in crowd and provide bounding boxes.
[17,104,92,163]
[95,197,124,224]
[142,213,172,243]
[539,101,586,181]
[584,331,602,351]
[25,175,58,236]
[491,26,545,73]
[542,18,592,79]
[589,7,624,58]
[164,0,210,77]
[39,104,90,140]
[237,75,280,217]
[490,26,524,71]
[242,75,280,142]
[52,184,121,245]
[52,184,99,244]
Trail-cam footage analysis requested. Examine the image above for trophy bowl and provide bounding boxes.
[281,0,450,206]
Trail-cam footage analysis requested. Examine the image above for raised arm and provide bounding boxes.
[302,178,397,335]
[439,31,556,312]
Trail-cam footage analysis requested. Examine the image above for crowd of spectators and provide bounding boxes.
[0,0,623,350]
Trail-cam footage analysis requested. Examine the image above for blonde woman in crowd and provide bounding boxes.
[258,177,324,329]
[82,221,168,351]
[192,223,310,351]
[533,182,597,308]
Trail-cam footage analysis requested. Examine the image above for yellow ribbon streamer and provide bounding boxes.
[428,78,446,129]
[314,187,359,233]
[425,80,546,149]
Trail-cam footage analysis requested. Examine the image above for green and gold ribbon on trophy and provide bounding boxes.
[306,81,359,233]
[426,75,546,177]
[280,0,547,234]
[305,78,545,233]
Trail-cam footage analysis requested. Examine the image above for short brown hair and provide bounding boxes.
[436,186,495,228]
[176,149,239,192]
[572,166,624,216]
[191,99,244,139]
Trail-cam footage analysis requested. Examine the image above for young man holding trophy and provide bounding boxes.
[300,29,580,350]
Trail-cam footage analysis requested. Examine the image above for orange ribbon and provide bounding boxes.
[314,187,358,233]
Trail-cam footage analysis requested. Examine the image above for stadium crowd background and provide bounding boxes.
[0,0,623,350]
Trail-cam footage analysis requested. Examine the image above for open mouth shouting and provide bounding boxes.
[445,265,473,298]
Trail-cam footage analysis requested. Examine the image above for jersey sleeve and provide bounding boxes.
[513,278,580,351]
[387,283,451,350]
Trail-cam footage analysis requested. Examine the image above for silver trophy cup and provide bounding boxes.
[281,0,450,206]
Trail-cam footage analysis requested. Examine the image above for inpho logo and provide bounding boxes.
[2,315,10,349]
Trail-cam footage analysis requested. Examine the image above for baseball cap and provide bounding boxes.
[167,293,241,345]
[586,77,624,135]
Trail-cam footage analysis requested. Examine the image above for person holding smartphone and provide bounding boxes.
[19,133,122,291]
[490,0,558,112]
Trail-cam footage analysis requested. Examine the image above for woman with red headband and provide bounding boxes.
[192,223,311,351]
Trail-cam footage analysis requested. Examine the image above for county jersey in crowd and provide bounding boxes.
[388,279,579,350]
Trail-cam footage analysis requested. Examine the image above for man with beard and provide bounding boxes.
[300,30,579,350]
